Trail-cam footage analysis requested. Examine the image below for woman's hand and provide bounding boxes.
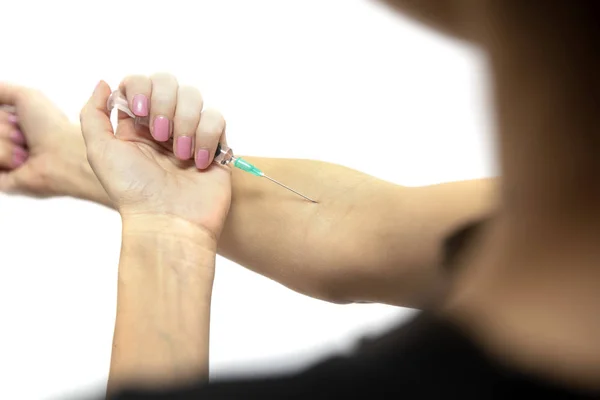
[83,74,230,390]
[80,76,231,242]
[0,83,94,198]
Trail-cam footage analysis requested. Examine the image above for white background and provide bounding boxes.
[0,1,495,398]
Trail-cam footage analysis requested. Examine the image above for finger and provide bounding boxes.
[0,138,28,169]
[119,75,152,118]
[0,119,25,146]
[0,109,19,125]
[173,86,203,160]
[195,109,226,170]
[148,73,178,142]
[80,81,115,150]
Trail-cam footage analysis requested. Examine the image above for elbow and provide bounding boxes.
[288,273,356,305]
[314,291,355,305]
[304,272,372,305]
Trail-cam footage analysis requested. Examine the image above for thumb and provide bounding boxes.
[80,81,115,150]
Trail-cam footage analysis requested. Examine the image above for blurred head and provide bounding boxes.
[375,0,480,43]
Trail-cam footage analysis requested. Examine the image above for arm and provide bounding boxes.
[61,136,497,308]
[107,215,216,394]
[2,78,497,309]
[76,80,229,396]
[221,159,496,307]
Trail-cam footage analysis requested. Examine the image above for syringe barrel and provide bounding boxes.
[107,90,150,127]
[214,143,235,165]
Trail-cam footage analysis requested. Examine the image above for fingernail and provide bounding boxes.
[152,116,171,142]
[10,129,25,145]
[132,94,149,117]
[8,114,18,124]
[195,148,210,169]
[175,136,192,160]
[12,147,28,167]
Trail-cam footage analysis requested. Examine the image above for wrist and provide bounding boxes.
[122,214,218,254]
[120,214,217,289]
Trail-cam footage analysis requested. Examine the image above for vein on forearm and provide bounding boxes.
[109,227,215,391]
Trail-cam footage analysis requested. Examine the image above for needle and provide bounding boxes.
[262,174,317,203]
[106,90,318,203]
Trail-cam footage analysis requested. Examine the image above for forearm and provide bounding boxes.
[107,216,216,394]
[57,124,497,307]
[220,157,498,307]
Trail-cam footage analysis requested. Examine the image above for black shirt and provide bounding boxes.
[111,313,598,399]
[110,221,600,399]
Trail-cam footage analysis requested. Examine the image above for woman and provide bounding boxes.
[7,0,600,397]
[83,0,600,397]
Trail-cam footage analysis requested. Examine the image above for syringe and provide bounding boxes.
[107,91,316,203]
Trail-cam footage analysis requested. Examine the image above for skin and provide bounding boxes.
[79,81,495,393]
[7,0,600,393]
[90,0,600,393]
[109,216,215,392]
[0,73,496,393]
[0,82,497,308]
[80,81,228,393]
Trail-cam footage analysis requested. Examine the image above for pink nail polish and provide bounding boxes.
[152,116,171,142]
[132,94,149,117]
[175,136,192,160]
[8,114,18,124]
[12,147,28,167]
[10,130,25,145]
[195,148,210,169]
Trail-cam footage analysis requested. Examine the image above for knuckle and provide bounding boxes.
[151,83,178,111]
[151,95,174,107]
[123,74,146,86]
[178,85,203,100]
[173,114,200,137]
[150,72,178,87]
[201,109,226,131]
[198,124,223,138]
[197,124,225,142]
[150,97,176,116]
[203,108,224,120]
[174,112,199,128]
[120,75,150,94]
